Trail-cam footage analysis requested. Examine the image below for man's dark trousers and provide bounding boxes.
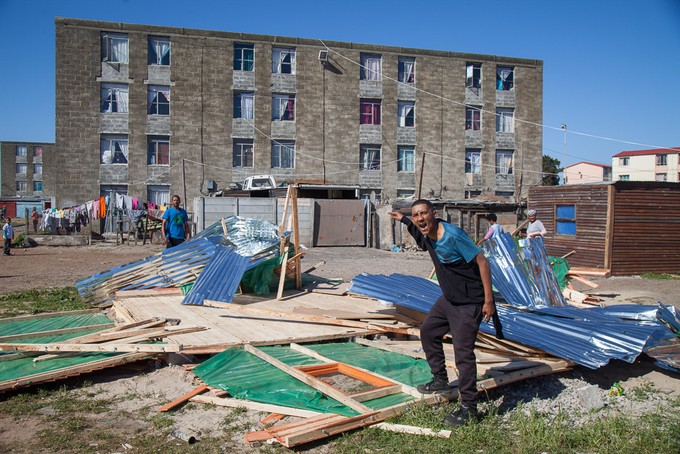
[420,295,483,405]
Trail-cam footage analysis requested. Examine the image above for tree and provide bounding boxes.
[542,155,562,185]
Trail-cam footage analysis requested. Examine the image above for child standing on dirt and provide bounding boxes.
[3,217,14,256]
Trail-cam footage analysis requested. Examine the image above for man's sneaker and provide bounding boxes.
[443,404,478,426]
[416,377,450,394]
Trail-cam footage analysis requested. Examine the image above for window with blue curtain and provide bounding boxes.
[555,204,576,235]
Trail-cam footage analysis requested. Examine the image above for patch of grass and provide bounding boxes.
[0,287,87,318]
[629,381,656,401]
[149,413,175,429]
[641,273,680,280]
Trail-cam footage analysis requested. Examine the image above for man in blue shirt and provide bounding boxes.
[3,217,14,256]
[161,195,190,248]
[390,200,496,426]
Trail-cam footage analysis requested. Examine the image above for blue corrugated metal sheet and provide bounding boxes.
[348,273,672,369]
[182,246,250,305]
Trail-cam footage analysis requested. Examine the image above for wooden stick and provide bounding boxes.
[158,384,209,412]
[568,274,599,289]
[277,236,291,300]
[244,344,373,414]
[190,394,323,418]
[371,423,451,438]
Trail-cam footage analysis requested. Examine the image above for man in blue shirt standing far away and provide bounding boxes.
[161,195,191,248]
[390,199,498,426]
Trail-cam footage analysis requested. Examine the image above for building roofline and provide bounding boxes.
[613,147,680,157]
[566,161,612,169]
[55,17,543,67]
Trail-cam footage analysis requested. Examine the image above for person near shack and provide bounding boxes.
[389,199,499,426]
[477,213,504,245]
[31,208,40,233]
[526,209,547,238]
[3,218,14,256]
[161,195,191,248]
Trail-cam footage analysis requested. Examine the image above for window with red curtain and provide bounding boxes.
[360,99,381,125]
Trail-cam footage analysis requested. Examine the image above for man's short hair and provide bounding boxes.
[411,199,434,210]
[486,213,497,222]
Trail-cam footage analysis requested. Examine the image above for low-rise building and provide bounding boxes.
[564,161,611,184]
[612,147,680,182]
[0,141,55,214]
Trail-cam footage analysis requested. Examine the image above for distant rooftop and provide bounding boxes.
[613,147,680,158]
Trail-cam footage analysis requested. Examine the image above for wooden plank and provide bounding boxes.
[158,384,209,412]
[568,274,600,288]
[292,306,396,320]
[371,422,451,438]
[243,344,373,414]
[277,236,291,300]
[260,413,285,424]
[0,323,115,342]
[190,394,323,418]
[349,384,402,402]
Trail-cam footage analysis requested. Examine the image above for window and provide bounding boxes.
[16,163,27,174]
[148,185,170,206]
[398,57,415,84]
[398,101,415,127]
[100,135,128,164]
[466,106,481,130]
[360,53,381,80]
[233,140,254,167]
[148,36,171,65]
[555,204,576,235]
[272,94,295,121]
[147,136,170,165]
[466,63,481,88]
[234,92,254,119]
[360,99,381,125]
[271,140,295,168]
[148,86,170,115]
[16,181,27,192]
[101,83,129,113]
[398,146,415,172]
[397,189,416,199]
[34,146,42,157]
[33,163,42,175]
[496,150,514,175]
[360,144,381,171]
[465,149,481,174]
[657,154,668,166]
[100,185,127,197]
[496,108,514,133]
[234,43,254,71]
[619,174,630,181]
[655,173,668,182]
[102,32,128,63]
[272,47,295,74]
[33,181,43,192]
[16,146,27,157]
[620,157,629,166]
[496,66,514,90]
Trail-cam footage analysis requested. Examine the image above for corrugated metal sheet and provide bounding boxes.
[182,245,250,306]
[347,273,672,369]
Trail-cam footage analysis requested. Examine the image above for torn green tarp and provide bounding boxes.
[0,313,112,337]
[192,342,432,416]
[549,256,570,290]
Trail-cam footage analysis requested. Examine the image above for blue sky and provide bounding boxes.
[0,0,678,168]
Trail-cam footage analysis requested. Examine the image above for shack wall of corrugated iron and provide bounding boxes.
[529,185,609,268]
[611,184,680,275]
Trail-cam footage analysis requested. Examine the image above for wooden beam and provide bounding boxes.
[277,236,291,300]
[371,422,451,438]
[604,183,615,270]
[568,274,600,288]
[191,394,323,418]
[158,384,209,412]
[243,344,373,414]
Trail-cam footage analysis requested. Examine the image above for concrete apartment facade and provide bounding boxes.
[612,148,680,182]
[0,141,55,200]
[564,161,611,184]
[55,18,543,208]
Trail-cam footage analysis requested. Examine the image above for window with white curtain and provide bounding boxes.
[466,106,481,130]
[271,140,295,168]
[234,92,254,119]
[465,149,481,174]
[148,36,171,65]
[398,146,415,172]
[496,66,514,90]
[16,164,27,174]
[147,185,170,206]
[148,86,170,115]
[496,108,514,133]
[101,83,129,113]
[16,146,27,157]
[16,181,27,192]
[398,101,415,127]
[100,135,129,164]
[147,136,170,165]
[360,53,382,80]
[33,164,42,175]
[657,154,668,166]
[466,63,481,88]
[234,43,254,71]
[233,140,254,167]
[102,33,128,63]
[398,57,415,83]
[100,185,128,197]
[496,150,514,175]
[272,47,295,74]
[272,94,296,121]
[360,144,381,170]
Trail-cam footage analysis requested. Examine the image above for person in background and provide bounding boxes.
[526,209,547,238]
[161,195,191,248]
[3,218,14,256]
[389,200,498,426]
[477,213,504,245]
[31,208,40,233]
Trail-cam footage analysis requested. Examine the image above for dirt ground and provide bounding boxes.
[0,241,678,452]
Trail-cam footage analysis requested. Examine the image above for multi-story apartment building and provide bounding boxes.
[0,141,55,199]
[564,161,611,184]
[612,147,680,182]
[55,18,543,208]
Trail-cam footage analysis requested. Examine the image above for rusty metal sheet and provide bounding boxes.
[313,200,365,246]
